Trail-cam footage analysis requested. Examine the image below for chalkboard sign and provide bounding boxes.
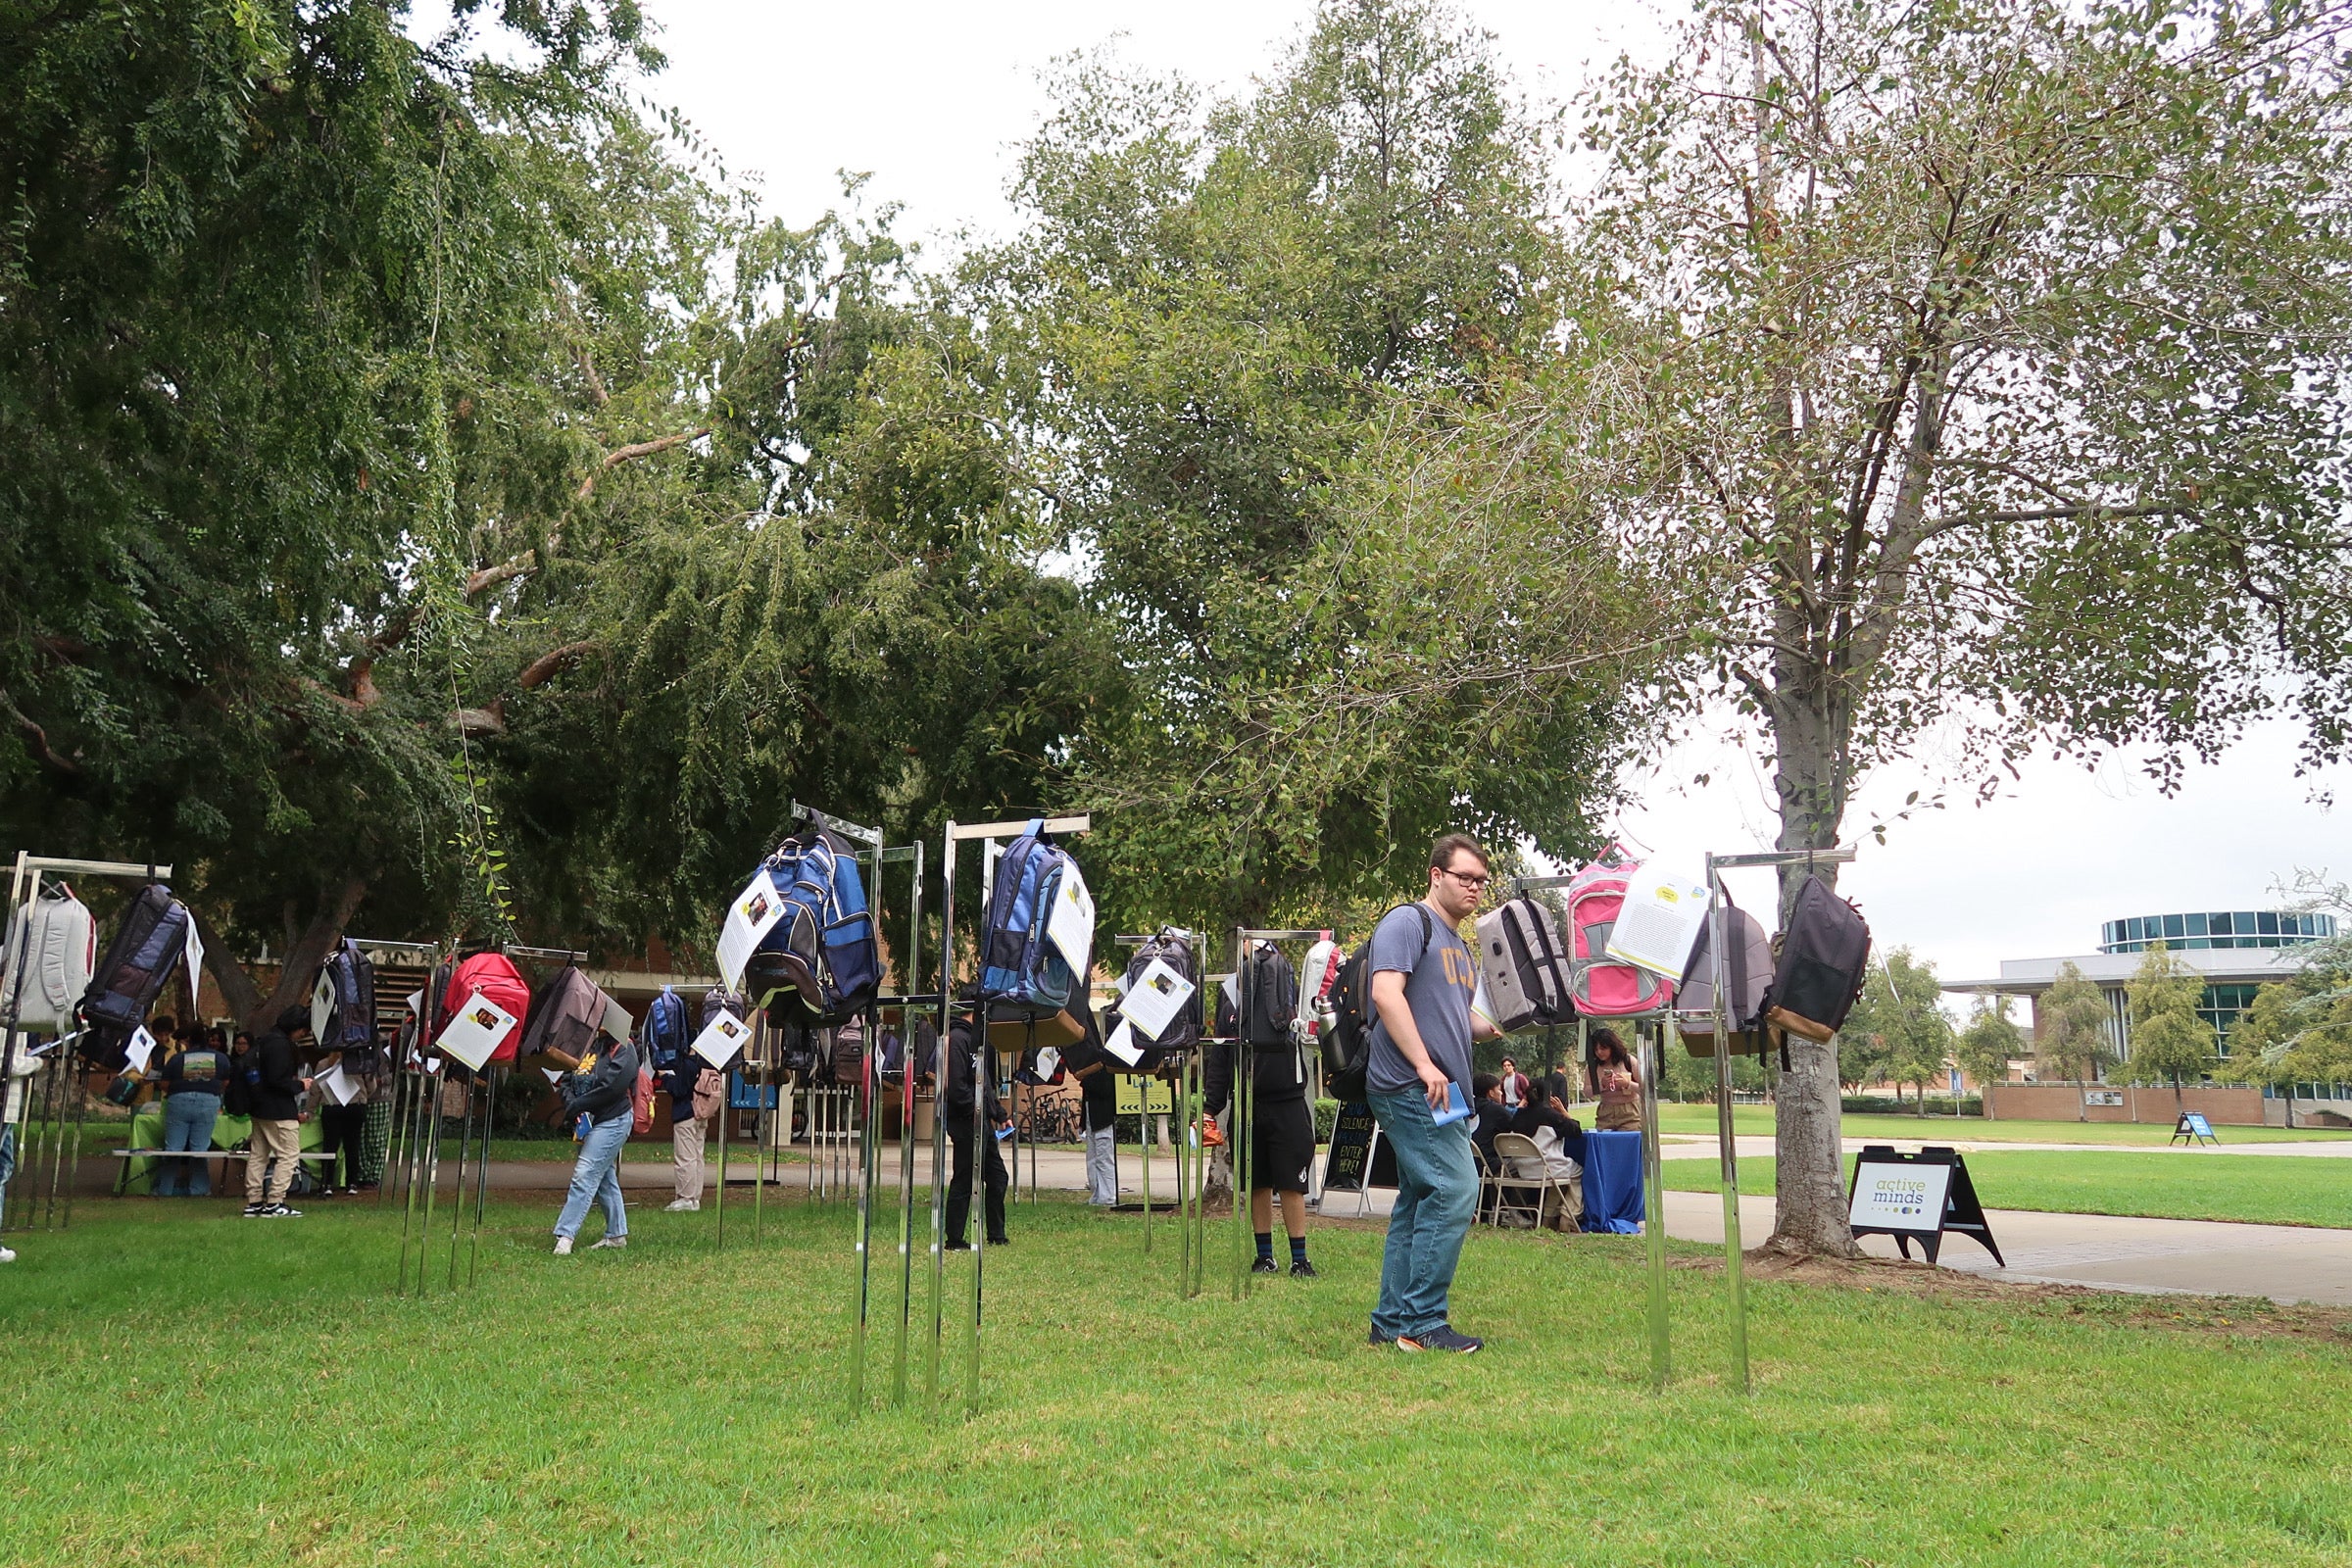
[1845,1145,2003,1267]
[1320,1102,1395,1192]
[2172,1111,2220,1146]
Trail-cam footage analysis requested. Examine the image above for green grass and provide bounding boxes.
[1651,1103,2352,1147]
[1663,1151,2352,1228]
[3,1196,2349,1565]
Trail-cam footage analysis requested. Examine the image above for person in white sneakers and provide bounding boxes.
[547,1031,639,1254]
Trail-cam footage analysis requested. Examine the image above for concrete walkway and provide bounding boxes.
[1656,1133,2352,1159]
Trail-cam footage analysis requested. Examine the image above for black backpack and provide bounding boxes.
[75,883,192,1069]
[1117,928,1201,1064]
[319,938,376,1053]
[1323,906,1433,1103]
[1760,875,1872,1044]
[1239,943,1298,1048]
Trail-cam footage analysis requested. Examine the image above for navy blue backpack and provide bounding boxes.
[75,883,192,1069]
[644,985,691,1069]
[979,819,1081,1017]
[745,828,879,1026]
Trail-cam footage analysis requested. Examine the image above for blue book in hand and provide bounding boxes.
[1431,1082,1472,1128]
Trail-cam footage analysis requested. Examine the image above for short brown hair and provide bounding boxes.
[1429,832,1490,873]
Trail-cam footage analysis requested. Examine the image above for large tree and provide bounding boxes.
[1545,0,2352,1250]
[2124,942,2215,1107]
[2037,961,2116,1121]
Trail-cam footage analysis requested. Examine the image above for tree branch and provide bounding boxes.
[516,641,597,690]
[576,426,709,502]
[1,688,79,777]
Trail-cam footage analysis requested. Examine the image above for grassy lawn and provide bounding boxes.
[1662,1151,2352,1228]
[3,1196,2349,1565]
[1651,1103,2352,1147]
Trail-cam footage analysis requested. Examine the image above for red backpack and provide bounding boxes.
[439,953,533,1064]
[1566,846,1675,1018]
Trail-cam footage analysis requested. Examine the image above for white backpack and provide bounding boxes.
[3,883,98,1031]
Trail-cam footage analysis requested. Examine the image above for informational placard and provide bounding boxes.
[599,992,635,1044]
[1845,1145,2005,1267]
[124,1025,158,1076]
[715,872,787,993]
[1847,1156,1952,1234]
[182,922,205,1014]
[2084,1088,2124,1106]
[311,965,337,1044]
[1045,862,1095,980]
[1604,867,1712,981]
[1319,1102,1396,1193]
[1116,957,1194,1041]
[436,990,517,1071]
[1102,1017,1143,1068]
[1033,1046,1063,1081]
[690,1009,753,1069]
[1113,1075,1174,1115]
[2172,1110,2220,1146]
[316,1062,357,1106]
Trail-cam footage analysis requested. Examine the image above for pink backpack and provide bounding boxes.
[1566,845,1675,1017]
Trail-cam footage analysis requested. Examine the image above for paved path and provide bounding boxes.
[1656,1133,2352,1159]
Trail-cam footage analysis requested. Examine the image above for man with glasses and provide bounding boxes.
[1364,832,1502,1353]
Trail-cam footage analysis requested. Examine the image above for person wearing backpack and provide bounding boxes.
[1363,833,1503,1354]
[242,1008,314,1218]
[548,1031,640,1254]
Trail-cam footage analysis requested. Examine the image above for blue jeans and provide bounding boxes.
[0,1124,14,1228]
[158,1093,222,1197]
[1368,1087,1479,1340]
[554,1112,632,1240]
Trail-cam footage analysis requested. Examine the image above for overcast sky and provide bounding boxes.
[457,0,2349,982]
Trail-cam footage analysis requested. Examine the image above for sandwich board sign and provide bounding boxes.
[2171,1111,2220,1147]
[1319,1102,1396,1194]
[1846,1145,2004,1267]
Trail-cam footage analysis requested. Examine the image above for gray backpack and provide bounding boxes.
[3,883,97,1031]
[1475,897,1575,1032]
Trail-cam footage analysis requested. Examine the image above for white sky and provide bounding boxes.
[444,0,2351,981]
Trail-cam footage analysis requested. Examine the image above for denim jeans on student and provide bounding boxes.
[1083,1124,1117,1204]
[157,1092,222,1197]
[554,1111,632,1241]
[1367,1086,1479,1341]
[0,1124,14,1227]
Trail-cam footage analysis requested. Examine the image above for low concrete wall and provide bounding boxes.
[1984,1083,2266,1126]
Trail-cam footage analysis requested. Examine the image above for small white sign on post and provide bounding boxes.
[1102,1016,1143,1067]
[715,873,788,993]
[182,923,206,1015]
[1604,867,1713,981]
[690,1010,754,1069]
[1847,1157,1953,1234]
[436,990,517,1071]
[1116,957,1194,1042]
[316,1062,357,1106]
[1045,863,1095,980]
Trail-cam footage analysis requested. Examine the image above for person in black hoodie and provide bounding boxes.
[930,1016,1008,1250]
[548,1030,640,1255]
[242,1008,314,1218]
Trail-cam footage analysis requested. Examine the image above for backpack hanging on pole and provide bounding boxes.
[1676,900,1774,1057]
[978,819,1082,1018]
[1295,936,1341,1047]
[701,986,748,1033]
[643,985,690,1070]
[745,827,879,1026]
[3,882,97,1032]
[1115,927,1200,1066]
[1475,897,1576,1032]
[1565,846,1675,1018]
[516,964,608,1064]
[1760,875,1872,1043]
[75,883,193,1069]
[314,938,377,1053]
[438,952,532,1063]
[1240,942,1298,1049]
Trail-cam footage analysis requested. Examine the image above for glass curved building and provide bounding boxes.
[2099,910,2335,954]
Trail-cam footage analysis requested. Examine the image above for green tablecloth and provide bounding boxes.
[119,1105,322,1195]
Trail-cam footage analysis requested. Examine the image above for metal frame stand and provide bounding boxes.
[1,855,175,1235]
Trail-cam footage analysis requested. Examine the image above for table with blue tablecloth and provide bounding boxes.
[1580,1129,1643,1234]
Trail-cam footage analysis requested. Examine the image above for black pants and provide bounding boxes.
[318,1103,368,1189]
[946,1121,1008,1245]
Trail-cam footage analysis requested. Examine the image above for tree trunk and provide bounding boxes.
[2077,1081,2089,1123]
[193,879,368,1032]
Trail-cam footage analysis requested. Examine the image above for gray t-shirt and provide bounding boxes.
[1365,902,1477,1099]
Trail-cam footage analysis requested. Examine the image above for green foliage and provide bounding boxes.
[1839,948,1956,1103]
[2038,960,2116,1095]
[1954,994,2027,1095]
[2125,941,2216,1092]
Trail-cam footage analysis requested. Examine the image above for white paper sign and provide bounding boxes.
[124,1026,158,1076]
[1102,1017,1143,1067]
[600,993,635,1044]
[1116,957,1194,1042]
[715,873,787,993]
[1847,1158,1953,1235]
[690,1010,754,1069]
[183,923,205,1014]
[1034,1046,1063,1081]
[311,966,337,1044]
[405,989,424,1017]
[436,989,517,1071]
[1604,867,1713,981]
[316,1063,357,1106]
[542,1067,564,1086]
[1044,862,1095,979]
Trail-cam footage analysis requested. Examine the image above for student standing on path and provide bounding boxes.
[1365,833,1502,1353]
[548,1033,640,1254]
[243,1009,314,1218]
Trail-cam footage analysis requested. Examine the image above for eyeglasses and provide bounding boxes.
[1438,867,1491,890]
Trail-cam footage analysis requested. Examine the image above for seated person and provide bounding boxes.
[1507,1090,1587,1180]
[1470,1072,1514,1165]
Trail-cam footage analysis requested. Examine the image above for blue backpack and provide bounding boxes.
[321,939,376,1052]
[644,985,690,1069]
[979,819,1080,1017]
[746,829,879,1025]
[76,882,192,1069]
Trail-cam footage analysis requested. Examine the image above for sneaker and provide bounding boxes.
[241,1204,264,1218]
[1290,1258,1319,1279]
[1397,1324,1482,1354]
[944,1239,971,1251]
[1368,1326,1396,1346]
[262,1203,303,1219]
[1250,1256,1278,1275]
[554,1236,574,1256]
[662,1199,701,1212]
[589,1236,627,1250]
[0,1246,16,1262]
[986,1235,1010,1248]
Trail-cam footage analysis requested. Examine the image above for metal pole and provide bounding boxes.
[851,1005,878,1409]
[1706,857,1750,1394]
[446,1067,475,1290]
[397,1067,427,1294]
[468,1064,498,1289]
[925,826,957,1412]
[417,1064,445,1296]
[893,1013,919,1407]
[1640,1015,1669,1390]
[714,1066,731,1251]
[1141,1067,1152,1256]
[0,863,38,1240]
